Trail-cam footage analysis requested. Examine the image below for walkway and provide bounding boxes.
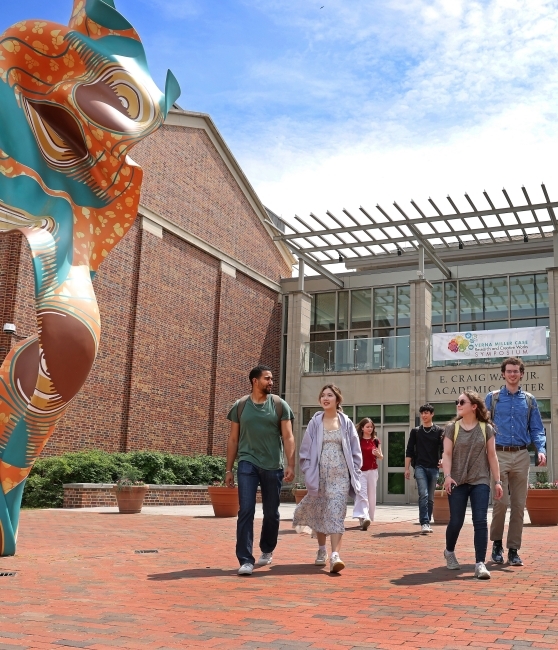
[0,506,555,649]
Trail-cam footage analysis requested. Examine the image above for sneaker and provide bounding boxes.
[361,518,371,531]
[491,541,504,564]
[330,552,345,573]
[444,549,461,570]
[474,562,491,580]
[508,549,523,566]
[256,552,273,566]
[421,523,431,534]
[238,563,254,575]
[315,548,328,566]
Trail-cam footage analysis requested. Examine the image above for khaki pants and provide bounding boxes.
[490,449,530,550]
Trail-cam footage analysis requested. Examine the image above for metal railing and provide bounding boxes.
[429,327,551,367]
[303,335,410,373]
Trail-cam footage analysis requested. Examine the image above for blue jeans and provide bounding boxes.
[236,460,284,566]
[446,483,490,563]
[415,466,439,525]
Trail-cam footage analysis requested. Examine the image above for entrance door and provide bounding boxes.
[381,427,409,504]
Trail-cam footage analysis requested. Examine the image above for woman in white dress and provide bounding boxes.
[293,384,362,573]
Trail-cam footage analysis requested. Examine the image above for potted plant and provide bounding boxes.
[208,480,239,517]
[112,471,149,514]
[432,472,450,525]
[526,471,558,526]
[292,482,307,504]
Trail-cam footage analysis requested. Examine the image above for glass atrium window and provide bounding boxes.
[445,282,458,323]
[510,275,536,319]
[484,277,508,319]
[432,283,444,325]
[337,291,348,330]
[536,274,549,317]
[460,279,483,321]
[397,285,411,327]
[351,289,372,330]
[313,292,336,331]
[373,287,395,330]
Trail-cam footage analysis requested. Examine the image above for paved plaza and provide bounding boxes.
[1,505,557,650]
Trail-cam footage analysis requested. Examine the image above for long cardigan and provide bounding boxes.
[299,411,362,498]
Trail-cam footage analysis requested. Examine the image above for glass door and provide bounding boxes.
[381,427,409,504]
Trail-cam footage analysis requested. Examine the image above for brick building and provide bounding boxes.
[0,108,294,458]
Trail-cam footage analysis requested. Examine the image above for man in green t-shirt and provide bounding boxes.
[226,365,295,576]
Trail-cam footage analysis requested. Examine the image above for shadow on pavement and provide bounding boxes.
[391,564,514,585]
[372,531,422,538]
[148,563,336,580]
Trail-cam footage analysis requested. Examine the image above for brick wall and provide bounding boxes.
[2,115,290,459]
[63,484,296,508]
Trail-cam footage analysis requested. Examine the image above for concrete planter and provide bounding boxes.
[112,485,149,514]
[432,490,450,524]
[293,489,308,504]
[208,486,239,517]
[526,489,558,526]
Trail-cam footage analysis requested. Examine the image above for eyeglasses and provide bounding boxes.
[456,399,470,406]
[504,370,521,375]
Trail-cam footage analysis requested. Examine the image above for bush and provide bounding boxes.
[22,450,228,509]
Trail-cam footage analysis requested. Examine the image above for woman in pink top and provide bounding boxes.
[353,418,383,530]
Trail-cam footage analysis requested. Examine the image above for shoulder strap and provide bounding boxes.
[271,394,283,424]
[524,392,534,428]
[236,395,250,422]
[454,421,487,444]
[489,389,500,421]
[480,421,486,443]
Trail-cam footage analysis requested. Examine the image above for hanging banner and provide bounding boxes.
[432,327,547,361]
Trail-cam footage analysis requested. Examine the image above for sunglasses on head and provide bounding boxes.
[456,399,470,406]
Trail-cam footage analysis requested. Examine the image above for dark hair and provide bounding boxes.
[356,417,377,440]
[451,390,491,424]
[501,357,524,375]
[319,384,343,411]
[419,404,434,414]
[249,365,272,386]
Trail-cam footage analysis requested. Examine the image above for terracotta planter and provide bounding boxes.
[526,489,558,526]
[208,486,239,517]
[293,489,308,504]
[112,485,148,514]
[432,489,450,524]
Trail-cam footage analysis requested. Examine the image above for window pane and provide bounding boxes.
[510,275,536,318]
[314,293,336,331]
[356,405,381,422]
[432,282,444,325]
[387,431,406,467]
[536,274,549,317]
[351,289,371,329]
[537,399,551,420]
[384,404,409,424]
[387,472,406,494]
[484,277,508,319]
[302,407,321,425]
[337,330,348,340]
[432,324,444,333]
[482,320,509,330]
[537,318,549,328]
[445,281,458,322]
[343,405,354,422]
[310,332,336,342]
[445,323,458,333]
[460,279,483,321]
[511,319,536,328]
[373,328,394,338]
[373,287,395,328]
[397,285,411,327]
[431,402,458,423]
[337,291,348,329]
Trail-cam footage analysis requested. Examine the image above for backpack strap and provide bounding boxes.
[524,392,534,430]
[237,394,284,427]
[453,421,487,444]
[489,389,500,422]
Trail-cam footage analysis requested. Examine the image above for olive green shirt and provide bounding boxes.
[227,396,294,471]
[443,422,495,486]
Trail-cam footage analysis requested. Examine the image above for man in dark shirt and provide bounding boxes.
[405,404,444,534]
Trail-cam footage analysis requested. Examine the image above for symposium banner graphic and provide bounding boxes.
[432,327,547,361]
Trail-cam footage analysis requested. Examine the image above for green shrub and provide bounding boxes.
[22,450,228,509]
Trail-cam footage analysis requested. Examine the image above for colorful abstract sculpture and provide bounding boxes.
[0,0,180,555]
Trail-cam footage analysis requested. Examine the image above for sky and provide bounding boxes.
[4,1,558,267]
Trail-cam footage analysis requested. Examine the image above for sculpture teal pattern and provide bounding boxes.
[0,0,180,555]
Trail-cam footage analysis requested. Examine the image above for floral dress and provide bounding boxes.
[293,427,351,534]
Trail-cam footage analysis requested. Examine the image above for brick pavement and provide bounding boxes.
[1,509,557,650]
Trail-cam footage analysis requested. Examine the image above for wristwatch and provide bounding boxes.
[444,474,451,479]
[494,480,502,486]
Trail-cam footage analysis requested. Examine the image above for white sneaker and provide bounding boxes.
[315,548,328,566]
[256,552,273,566]
[361,518,371,531]
[421,523,431,534]
[238,563,254,575]
[444,549,460,570]
[330,552,345,573]
[474,562,491,580]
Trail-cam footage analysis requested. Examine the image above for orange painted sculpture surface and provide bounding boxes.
[0,0,180,555]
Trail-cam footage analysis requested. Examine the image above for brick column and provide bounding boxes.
[408,279,433,503]
[546,267,558,479]
[284,291,311,478]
